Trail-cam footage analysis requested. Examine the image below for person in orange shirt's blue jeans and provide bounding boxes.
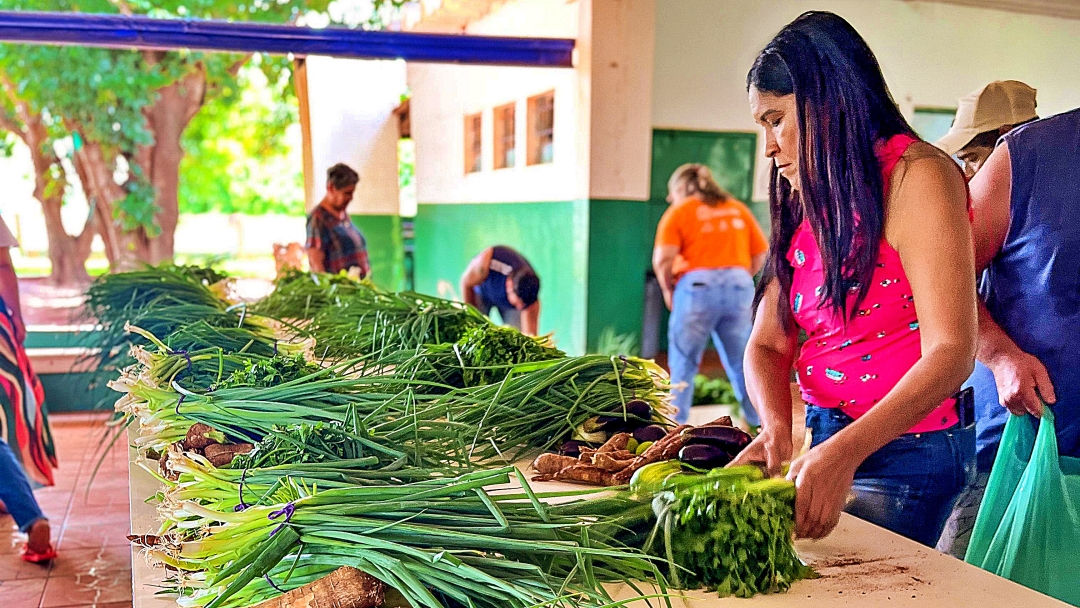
[653,164,768,426]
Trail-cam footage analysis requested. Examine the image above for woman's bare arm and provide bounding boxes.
[652,245,679,310]
[0,248,25,343]
[459,248,493,307]
[729,278,799,474]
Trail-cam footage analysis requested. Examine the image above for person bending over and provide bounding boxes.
[460,245,540,335]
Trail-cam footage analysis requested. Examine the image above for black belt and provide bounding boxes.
[955,386,976,428]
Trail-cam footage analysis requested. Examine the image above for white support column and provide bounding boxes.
[305,56,407,215]
[585,0,656,201]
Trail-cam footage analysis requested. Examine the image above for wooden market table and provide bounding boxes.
[127,423,1070,608]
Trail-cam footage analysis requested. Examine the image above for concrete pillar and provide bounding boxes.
[304,56,406,216]
[585,0,656,201]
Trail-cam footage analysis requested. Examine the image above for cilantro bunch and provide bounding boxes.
[648,469,814,598]
[454,325,564,386]
[216,354,327,390]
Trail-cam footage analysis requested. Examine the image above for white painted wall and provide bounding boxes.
[306,56,406,215]
[586,0,656,201]
[651,0,1080,200]
[408,0,584,204]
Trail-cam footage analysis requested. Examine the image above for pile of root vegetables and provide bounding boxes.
[531,416,752,486]
[90,265,811,608]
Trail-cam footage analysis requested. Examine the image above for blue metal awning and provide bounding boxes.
[0,11,575,67]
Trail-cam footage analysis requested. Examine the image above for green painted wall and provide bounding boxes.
[24,330,113,412]
[585,199,667,352]
[40,373,115,412]
[411,131,763,356]
[25,330,85,349]
[413,201,589,354]
[351,214,406,292]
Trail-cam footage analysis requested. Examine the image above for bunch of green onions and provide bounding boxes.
[118,344,667,468]
[148,466,667,608]
[439,355,670,462]
[115,371,461,467]
[308,293,490,362]
[81,264,275,374]
[84,264,229,316]
[161,450,453,501]
[255,271,491,362]
[253,270,380,320]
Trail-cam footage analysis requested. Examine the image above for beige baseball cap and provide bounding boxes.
[935,80,1038,155]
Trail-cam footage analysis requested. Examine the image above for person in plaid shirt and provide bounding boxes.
[306,163,371,278]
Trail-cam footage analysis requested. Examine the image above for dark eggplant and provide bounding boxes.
[681,425,752,451]
[595,400,654,430]
[633,424,668,444]
[678,443,733,469]
[624,399,652,419]
[559,440,591,458]
[701,415,733,428]
[594,415,628,431]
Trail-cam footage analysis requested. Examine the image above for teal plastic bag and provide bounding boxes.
[965,407,1080,606]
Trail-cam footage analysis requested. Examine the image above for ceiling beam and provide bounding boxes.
[905,0,1080,21]
[0,10,575,67]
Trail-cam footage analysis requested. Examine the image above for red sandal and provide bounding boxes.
[21,543,58,564]
[21,519,56,564]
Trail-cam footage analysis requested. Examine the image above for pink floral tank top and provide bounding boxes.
[787,134,959,433]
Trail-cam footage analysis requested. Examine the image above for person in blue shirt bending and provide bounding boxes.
[460,245,540,335]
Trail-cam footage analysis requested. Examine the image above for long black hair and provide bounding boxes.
[747,11,916,325]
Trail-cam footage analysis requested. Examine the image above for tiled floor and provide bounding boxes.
[1,412,133,608]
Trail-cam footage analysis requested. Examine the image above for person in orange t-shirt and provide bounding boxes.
[652,164,768,426]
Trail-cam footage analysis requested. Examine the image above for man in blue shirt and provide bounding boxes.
[306,163,371,278]
[936,92,1080,561]
[933,82,1038,558]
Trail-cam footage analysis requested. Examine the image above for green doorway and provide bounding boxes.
[643,129,757,356]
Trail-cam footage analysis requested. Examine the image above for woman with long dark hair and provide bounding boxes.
[730,12,977,546]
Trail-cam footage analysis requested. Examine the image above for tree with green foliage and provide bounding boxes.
[179,60,305,217]
[0,0,400,285]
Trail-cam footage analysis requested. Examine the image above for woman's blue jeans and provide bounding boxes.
[806,405,971,546]
[668,268,758,426]
[0,439,45,532]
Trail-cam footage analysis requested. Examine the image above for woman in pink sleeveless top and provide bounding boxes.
[731,12,978,547]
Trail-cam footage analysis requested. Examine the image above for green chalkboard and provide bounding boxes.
[649,129,757,204]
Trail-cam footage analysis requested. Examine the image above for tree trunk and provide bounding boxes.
[137,65,207,265]
[39,195,93,286]
[17,111,96,286]
[72,141,144,270]
[3,58,214,282]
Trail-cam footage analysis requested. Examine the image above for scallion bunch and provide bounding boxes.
[149,466,666,608]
